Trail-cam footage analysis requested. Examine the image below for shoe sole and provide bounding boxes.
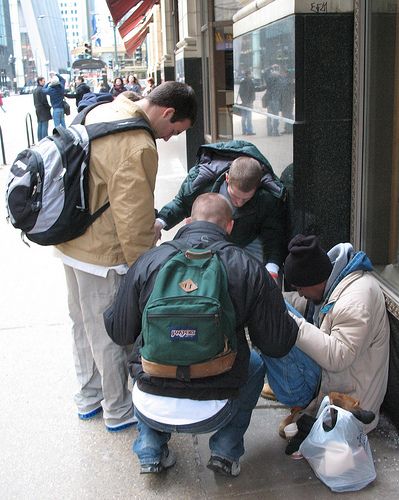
[78,406,103,420]
[106,421,136,432]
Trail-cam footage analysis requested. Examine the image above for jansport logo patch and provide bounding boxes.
[170,327,197,341]
[179,279,198,292]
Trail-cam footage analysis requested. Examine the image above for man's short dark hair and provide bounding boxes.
[37,77,45,85]
[228,157,263,192]
[77,76,84,83]
[146,81,197,125]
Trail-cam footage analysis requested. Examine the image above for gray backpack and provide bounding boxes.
[5,102,154,245]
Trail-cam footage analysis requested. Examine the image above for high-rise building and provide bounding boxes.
[0,0,14,91]
[58,0,89,53]
[17,0,69,83]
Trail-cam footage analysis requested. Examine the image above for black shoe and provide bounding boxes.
[140,447,176,474]
[207,456,240,477]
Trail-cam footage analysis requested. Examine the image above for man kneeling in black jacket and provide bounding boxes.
[104,193,298,477]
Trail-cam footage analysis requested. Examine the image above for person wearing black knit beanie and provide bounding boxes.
[261,233,389,443]
[284,234,332,288]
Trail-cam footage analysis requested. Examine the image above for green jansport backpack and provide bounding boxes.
[141,241,237,381]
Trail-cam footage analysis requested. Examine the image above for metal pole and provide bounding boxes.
[113,23,118,77]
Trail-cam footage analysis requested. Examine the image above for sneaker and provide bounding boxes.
[278,406,303,439]
[261,383,276,401]
[78,405,103,420]
[140,447,176,474]
[207,456,240,477]
[106,414,138,432]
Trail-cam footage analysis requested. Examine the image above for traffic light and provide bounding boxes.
[84,42,92,58]
[108,60,113,69]
[135,47,142,62]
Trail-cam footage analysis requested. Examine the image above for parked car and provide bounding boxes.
[0,87,10,97]
[20,85,35,95]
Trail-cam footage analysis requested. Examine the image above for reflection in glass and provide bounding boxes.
[363,2,399,293]
[233,16,295,176]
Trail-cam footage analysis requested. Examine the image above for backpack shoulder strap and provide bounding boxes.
[71,101,156,143]
[86,117,155,143]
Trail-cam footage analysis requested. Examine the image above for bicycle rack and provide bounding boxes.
[0,125,6,166]
[25,112,35,147]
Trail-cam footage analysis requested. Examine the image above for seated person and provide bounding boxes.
[154,156,286,282]
[104,193,298,476]
[262,234,390,434]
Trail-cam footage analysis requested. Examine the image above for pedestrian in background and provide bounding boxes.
[0,90,6,112]
[42,72,66,127]
[143,77,156,96]
[33,76,52,140]
[238,70,256,135]
[64,76,91,107]
[56,81,197,432]
[110,77,127,98]
[125,74,142,94]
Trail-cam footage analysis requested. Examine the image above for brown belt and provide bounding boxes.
[141,350,237,381]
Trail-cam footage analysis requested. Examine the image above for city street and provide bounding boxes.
[1,94,399,499]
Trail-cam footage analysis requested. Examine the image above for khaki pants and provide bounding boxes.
[64,265,133,425]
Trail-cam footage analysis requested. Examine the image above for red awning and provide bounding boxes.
[106,0,142,25]
[124,27,150,55]
[118,0,157,39]
[123,13,153,55]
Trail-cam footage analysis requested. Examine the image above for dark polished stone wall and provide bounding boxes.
[292,13,354,250]
[163,65,175,83]
[175,55,204,169]
[382,312,399,431]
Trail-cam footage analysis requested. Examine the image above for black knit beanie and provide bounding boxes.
[284,234,332,287]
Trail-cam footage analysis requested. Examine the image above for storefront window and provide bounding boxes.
[233,16,295,177]
[363,2,399,294]
[201,1,252,141]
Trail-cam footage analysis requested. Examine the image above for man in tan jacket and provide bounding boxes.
[262,234,389,434]
[57,82,197,431]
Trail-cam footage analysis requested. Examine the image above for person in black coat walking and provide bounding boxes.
[33,76,52,141]
[64,76,91,107]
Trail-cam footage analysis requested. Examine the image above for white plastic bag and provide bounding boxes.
[299,396,376,492]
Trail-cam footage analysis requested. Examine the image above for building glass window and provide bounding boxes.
[199,1,252,142]
[233,16,295,177]
[362,1,399,294]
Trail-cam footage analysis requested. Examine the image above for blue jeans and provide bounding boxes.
[241,108,253,134]
[133,350,265,465]
[262,345,321,407]
[53,107,65,128]
[37,121,49,141]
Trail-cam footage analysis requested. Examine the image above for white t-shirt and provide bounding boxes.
[56,250,128,277]
[133,383,228,425]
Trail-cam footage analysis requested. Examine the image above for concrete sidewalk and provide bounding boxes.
[1,133,399,499]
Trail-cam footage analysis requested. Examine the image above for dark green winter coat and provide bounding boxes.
[158,141,287,267]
